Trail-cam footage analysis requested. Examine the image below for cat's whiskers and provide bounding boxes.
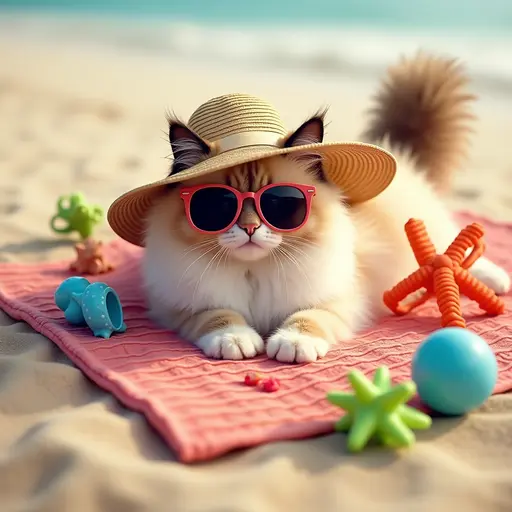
[214,247,231,278]
[177,243,220,289]
[282,234,320,249]
[280,240,313,262]
[181,239,218,257]
[270,248,289,304]
[210,245,227,275]
[192,246,226,303]
[275,245,314,294]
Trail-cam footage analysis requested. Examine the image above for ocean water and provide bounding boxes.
[1,0,511,88]
[1,0,511,29]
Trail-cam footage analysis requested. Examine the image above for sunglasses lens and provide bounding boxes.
[189,187,238,232]
[260,186,307,230]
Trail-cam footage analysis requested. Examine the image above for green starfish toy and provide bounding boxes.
[50,192,103,240]
[326,366,432,452]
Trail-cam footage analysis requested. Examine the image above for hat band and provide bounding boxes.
[216,131,282,154]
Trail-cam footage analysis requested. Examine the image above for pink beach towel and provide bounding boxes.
[0,212,511,462]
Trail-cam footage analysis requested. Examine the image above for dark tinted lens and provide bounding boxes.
[189,188,238,232]
[260,186,307,230]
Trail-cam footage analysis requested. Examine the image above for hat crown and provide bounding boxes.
[188,93,287,142]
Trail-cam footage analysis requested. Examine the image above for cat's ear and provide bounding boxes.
[168,120,211,175]
[284,110,326,148]
[283,110,327,180]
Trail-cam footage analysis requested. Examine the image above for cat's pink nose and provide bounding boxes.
[239,223,258,235]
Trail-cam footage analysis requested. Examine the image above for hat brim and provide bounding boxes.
[108,141,396,247]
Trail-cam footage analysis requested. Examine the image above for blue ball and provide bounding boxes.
[412,327,498,415]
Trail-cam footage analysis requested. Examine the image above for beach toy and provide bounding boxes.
[326,366,432,453]
[259,377,280,392]
[412,327,498,415]
[384,218,505,328]
[243,373,280,392]
[54,276,126,339]
[69,238,113,275]
[50,192,103,240]
[244,372,263,386]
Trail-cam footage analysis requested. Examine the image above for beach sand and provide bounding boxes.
[1,34,512,511]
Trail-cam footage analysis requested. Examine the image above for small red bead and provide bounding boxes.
[244,372,263,386]
[260,377,280,392]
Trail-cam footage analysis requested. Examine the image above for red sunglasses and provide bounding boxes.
[180,182,316,234]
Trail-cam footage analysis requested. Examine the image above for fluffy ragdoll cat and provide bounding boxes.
[143,52,511,363]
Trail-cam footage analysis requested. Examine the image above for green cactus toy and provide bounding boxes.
[50,192,103,240]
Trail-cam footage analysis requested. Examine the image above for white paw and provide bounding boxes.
[471,259,511,295]
[266,328,329,363]
[196,325,264,360]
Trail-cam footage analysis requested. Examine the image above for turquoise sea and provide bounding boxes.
[1,0,511,30]
[1,0,511,87]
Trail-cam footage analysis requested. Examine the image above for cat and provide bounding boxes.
[142,52,510,363]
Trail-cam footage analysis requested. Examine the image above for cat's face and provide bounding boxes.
[147,112,345,264]
[154,156,342,263]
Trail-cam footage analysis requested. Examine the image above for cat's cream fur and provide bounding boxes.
[142,52,511,363]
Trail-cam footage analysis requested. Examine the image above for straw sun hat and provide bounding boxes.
[108,93,397,246]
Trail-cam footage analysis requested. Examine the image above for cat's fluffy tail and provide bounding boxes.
[362,51,476,193]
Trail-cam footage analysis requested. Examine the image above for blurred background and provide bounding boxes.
[0,0,511,87]
[1,0,511,259]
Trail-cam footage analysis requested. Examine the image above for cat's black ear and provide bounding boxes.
[168,120,211,175]
[284,111,326,148]
[283,110,327,180]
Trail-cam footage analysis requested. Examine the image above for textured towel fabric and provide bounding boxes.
[0,212,511,463]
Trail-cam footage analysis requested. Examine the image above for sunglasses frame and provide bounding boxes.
[180,182,316,234]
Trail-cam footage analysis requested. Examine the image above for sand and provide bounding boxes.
[1,33,512,512]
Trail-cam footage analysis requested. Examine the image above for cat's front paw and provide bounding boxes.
[196,325,265,360]
[266,328,329,363]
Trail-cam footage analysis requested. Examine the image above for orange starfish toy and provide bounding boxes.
[383,219,505,328]
[69,238,113,276]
